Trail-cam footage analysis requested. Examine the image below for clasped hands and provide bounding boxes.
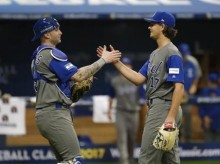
[97,45,121,63]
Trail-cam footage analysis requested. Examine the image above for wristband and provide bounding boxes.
[97,58,105,67]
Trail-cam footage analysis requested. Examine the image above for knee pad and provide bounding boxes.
[57,155,83,164]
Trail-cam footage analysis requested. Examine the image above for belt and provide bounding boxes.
[55,103,70,109]
[37,103,70,110]
[117,109,137,113]
[147,98,171,106]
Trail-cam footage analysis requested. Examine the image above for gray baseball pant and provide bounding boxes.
[138,98,182,164]
[35,105,81,162]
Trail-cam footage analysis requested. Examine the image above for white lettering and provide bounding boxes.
[14,0,84,5]
[200,0,220,5]
[109,148,119,158]
[87,0,192,5]
[50,0,84,5]
[202,149,220,156]
[169,68,180,74]
[0,0,219,6]
[89,0,125,5]
[0,0,11,5]
[32,149,55,160]
[0,150,30,161]
[90,0,158,5]
[159,0,191,5]
[126,0,158,5]
[179,147,220,158]
[32,150,43,160]
[197,97,220,103]
[14,0,49,5]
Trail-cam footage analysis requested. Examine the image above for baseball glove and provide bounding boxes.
[71,76,94,103]
[153,122,179,151]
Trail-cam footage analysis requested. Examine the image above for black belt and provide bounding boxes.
[55,103,70,109]
[117,109,137,113]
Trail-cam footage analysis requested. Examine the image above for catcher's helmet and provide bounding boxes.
[208,73,218,82]
[32,17,60,41]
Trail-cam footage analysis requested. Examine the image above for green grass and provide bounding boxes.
[182,161,220,164]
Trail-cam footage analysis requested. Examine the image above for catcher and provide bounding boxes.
[31,17,121,164]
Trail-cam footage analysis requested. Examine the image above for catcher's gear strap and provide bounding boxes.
[35,45,54,57]
[32,46,55,81]
[50,48,68,61]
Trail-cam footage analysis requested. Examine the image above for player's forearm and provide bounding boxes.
[114,61,143,85]
[166,83,184,121]
[71,58,105,82]
[189,80,199,95]
[109,98,113,111]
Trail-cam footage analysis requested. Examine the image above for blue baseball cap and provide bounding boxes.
[121,57,132,65]
[208,73,218,82]
[144,11,175,28]
[32,17,60,41]
[178,43,191,56]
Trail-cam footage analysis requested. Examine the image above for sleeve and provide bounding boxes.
[139,85,147,105]
[194,65,201,80]
[195,62,202,79]
[139,61,149,77]
[49,59,78,82]
[166,55,184,83]
[188,55,202,78]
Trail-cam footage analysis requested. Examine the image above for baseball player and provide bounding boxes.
[178,43,202,142]
[107,57,146,164]
[198,73,220,142]
[97,11,184,164]
[31,17,121,164]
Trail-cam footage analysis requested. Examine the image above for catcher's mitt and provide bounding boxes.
[71,76,93,103]
[153,122,179,151]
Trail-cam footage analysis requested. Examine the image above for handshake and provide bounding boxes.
[96,45,122,64]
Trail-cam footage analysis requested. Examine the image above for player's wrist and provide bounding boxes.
[97,58,106,67]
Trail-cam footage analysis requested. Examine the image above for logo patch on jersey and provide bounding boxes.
[65,63,74,70]
[169,68,179,74]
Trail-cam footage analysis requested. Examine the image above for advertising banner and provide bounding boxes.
[0,0,220,19]
[0,97,26,135]
[92,95,116,123]
[1,143,220,163]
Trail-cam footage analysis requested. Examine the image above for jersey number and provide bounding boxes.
[150,76,159,88]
